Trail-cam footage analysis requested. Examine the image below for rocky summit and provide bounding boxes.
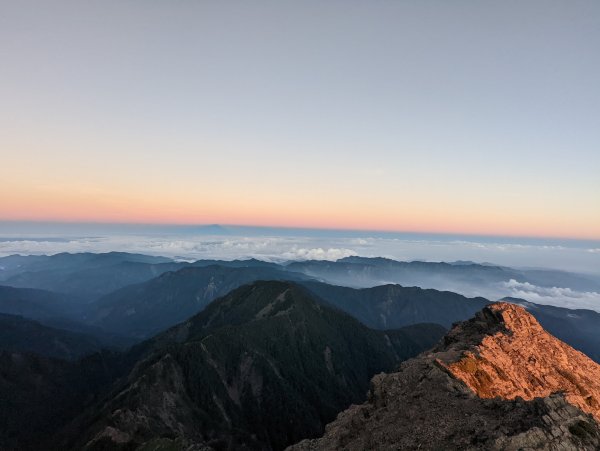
[290,302,600,451]
[439,302,600,422]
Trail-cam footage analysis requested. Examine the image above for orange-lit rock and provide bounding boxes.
[290,302,600,450]
[440,302,600,421]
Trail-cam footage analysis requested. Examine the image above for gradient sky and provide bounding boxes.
[1,1,599,239]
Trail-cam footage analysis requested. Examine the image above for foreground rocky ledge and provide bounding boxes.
[289,303,600,450]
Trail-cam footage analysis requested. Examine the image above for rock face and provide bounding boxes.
[289,302,600,450]
[439,302,600,422]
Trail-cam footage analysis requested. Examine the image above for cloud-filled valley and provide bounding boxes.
[1,228,599,311]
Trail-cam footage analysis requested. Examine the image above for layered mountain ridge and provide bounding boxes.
[54,281,444,451]
[90,265,311,339]
[1,252,600,450]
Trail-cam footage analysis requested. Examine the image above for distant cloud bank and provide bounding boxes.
[0,229,599,311]
[501,279,600,311]
[0,232,598,273]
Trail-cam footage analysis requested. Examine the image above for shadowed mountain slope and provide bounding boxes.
[0,313,105,360]
[0,253,285,302]
[0,285,80,321]
[0,285,135,349]
[63,281,445,451]
[301,281,489,329]
[300,282,600,364]
[89,265,312,340]
[2,254,181,301]
[288,256,600,296]
[0,350,128,451]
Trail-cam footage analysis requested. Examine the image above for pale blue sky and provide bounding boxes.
[1,1,599,238]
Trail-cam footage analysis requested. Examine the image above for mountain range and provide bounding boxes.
[3,253,599,303]
[288,256,600,298]
[0,252,599,450]
[1,253,600,364]
[2,281,443,450]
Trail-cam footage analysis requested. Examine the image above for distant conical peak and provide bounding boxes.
[435,302,600,421]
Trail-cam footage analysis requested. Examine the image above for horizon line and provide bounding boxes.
[1,219,598,243]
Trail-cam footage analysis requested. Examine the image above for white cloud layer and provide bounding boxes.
[500,279,600,311]
[1,233,600,311]
[0,234,598,273]
[280,247,357,261]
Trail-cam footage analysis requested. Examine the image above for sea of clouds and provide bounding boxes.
[1,231,599,311]
[499,279,600,311]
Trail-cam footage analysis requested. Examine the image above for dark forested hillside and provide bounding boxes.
[89,265,311,339]
[59,281,444,451]
[0,314,104,360]
[302,281,490,328]
[0,350,128,451]
[0,285,80,321]
[0,253,181,300]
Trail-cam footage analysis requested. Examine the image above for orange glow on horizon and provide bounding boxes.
[2,175,599,241]
[1,198,598,241]
[2,2,599,245]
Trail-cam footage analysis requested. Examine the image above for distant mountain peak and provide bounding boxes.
[181,280,322,333]
[194,224,230,234]
[337,256,396,264]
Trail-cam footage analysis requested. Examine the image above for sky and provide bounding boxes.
[1,1,599,239]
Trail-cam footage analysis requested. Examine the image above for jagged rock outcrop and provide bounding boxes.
[289,302,600,450]
[439,302,600,422]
